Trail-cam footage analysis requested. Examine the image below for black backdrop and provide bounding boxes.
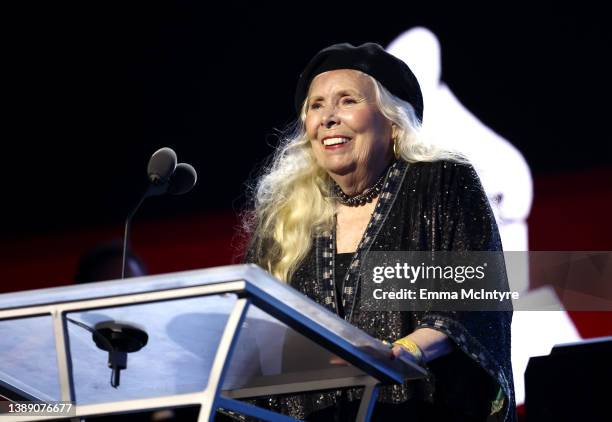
[4,2,610,236]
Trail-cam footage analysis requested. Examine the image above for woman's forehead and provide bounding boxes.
[308,69,374,97]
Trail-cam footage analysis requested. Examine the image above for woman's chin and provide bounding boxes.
[323,163,357,177]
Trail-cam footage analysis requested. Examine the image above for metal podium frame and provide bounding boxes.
[0,264,426,421]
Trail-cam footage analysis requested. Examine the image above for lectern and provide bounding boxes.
[0,264,426,421]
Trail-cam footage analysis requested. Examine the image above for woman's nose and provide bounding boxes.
[321,109,340,128]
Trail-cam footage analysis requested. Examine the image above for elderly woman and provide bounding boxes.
[244,43,515,422]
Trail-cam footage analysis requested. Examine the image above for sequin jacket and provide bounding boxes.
[247,160,516,422]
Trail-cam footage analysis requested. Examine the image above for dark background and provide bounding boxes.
[4,2,610,234]
[1,3,610,304]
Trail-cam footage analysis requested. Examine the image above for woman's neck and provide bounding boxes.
[331,159,392,196]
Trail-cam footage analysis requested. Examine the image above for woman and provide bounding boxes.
[243,43,515,422]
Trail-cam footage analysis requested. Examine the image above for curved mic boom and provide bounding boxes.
[121,148,197,278]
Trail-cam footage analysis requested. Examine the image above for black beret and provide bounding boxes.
[294,42,423,122]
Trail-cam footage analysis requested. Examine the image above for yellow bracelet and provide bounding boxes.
[392,337,425,364]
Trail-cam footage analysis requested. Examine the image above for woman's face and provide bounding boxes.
[305,69,393,187]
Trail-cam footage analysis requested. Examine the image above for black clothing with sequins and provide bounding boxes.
[334,253,352,318]
[248,160,516,422]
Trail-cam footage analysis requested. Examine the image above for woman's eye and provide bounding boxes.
[342,97,356,105]
[309,103,322,110]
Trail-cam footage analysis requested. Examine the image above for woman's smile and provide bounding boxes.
[322,136,353,150]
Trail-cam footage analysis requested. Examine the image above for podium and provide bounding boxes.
[525,336,612,421]
[0,264,426,421]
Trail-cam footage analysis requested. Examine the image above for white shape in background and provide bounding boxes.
[387,27,533,253]
[386,28,581,405]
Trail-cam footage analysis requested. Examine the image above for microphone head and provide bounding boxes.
[147,147,177,184]
[167,163,197,195]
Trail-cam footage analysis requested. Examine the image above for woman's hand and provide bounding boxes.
[330,346,419,366]
[390,344,421,364]
[330,327,454,367]
[390,328,455,366]
[329,355,350,365]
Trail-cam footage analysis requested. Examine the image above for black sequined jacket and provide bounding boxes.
[248,159,516,422]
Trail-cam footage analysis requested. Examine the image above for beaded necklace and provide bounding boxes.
[333,166,389,207]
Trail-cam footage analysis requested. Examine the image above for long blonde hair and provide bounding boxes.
[244,72,462,282]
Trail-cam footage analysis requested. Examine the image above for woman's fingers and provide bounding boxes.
[391,345,402,358]
[390,345,417,362]
[330,347,418,365]
[329,355,350,365]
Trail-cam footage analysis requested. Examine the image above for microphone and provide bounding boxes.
[168,163,197,195]
[147,147,177,184]
[121,148,197,278]
[144,147,178,198]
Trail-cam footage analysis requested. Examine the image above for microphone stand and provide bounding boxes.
[121,181,167,279]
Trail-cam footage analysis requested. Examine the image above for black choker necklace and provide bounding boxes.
[334,170,388,207]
